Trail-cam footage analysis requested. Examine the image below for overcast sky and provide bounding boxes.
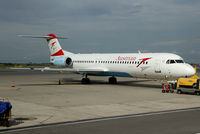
[0,0,200,63]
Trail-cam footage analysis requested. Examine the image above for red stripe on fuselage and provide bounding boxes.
[51,49,64,56]
[137,57,152,67]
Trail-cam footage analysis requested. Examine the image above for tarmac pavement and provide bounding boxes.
[1,108,200,134]
[0,71,200,130]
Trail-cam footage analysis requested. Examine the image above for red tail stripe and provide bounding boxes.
[51,49,64,56]
[47,34,57,41]
[48,34,56,39]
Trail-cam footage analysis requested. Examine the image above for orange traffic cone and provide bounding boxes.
[12,81,15,87]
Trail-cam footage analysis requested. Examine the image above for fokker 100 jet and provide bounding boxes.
[18,34,195,85]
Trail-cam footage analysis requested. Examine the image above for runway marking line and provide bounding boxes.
[1,107,200,133]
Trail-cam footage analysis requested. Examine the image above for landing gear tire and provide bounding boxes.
[177,90,182,94]
[81,78,90,84]
[108,77,117,84]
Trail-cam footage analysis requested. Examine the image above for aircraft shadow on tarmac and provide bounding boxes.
[61,78,161,88]
[18,78,161,89]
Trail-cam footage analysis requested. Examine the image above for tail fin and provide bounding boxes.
[18,34,73,58]
[47,34,65,57]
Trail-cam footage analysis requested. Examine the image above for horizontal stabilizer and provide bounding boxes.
[18,33,73,57]
[18,35,67,39]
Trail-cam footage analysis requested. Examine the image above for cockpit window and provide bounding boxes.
[175,60,184,63]
[170,60,176,64]
[166,59,184,64]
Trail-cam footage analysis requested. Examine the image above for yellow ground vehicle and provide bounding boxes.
[177,78,198,88]
[176,79,200,95]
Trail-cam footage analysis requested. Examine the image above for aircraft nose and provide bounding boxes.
[185,64,195,77]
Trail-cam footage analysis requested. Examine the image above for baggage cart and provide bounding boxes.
[0,98,12,127]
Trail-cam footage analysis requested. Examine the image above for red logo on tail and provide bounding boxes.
[51,41,56,49]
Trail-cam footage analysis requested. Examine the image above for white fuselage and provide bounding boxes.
[63,52,195,80]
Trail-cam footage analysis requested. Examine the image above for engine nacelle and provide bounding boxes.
[51,56,73,67]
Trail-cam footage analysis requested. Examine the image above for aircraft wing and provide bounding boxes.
[10,67,107,73]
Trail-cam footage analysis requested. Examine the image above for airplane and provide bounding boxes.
[18,33,195,85]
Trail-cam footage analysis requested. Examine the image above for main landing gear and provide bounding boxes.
[108,76,117,84]
[81,74,117,84]
[81,74,90,84]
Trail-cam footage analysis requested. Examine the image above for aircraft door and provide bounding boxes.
[154,60,161,74]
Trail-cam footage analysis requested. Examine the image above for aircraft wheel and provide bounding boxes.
[108,77,117,84]
[177,90,182,94]
[81,78,90,84]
